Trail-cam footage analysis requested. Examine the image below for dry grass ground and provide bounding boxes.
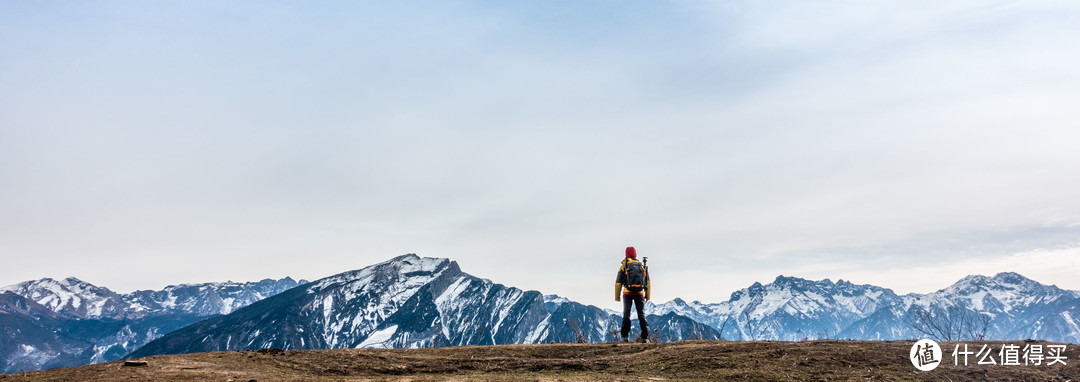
[3,340,1078,381]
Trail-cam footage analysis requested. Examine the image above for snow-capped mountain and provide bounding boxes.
[126,277,307,317]
[917,272,1080,312]
[0,277,305,320]
[840,272,1080,342]
[647,276,902,341]
[0,277,130,320]
[649,272,1080,343]
[130,254,719,358]
[0,276,305,374]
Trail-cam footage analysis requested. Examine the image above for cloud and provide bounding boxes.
[1,1,1079,309]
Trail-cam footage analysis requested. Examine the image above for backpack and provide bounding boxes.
[624,260,647,293]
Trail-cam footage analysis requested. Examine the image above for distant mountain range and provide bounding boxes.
[4,254,1079,374]
[0,276,304,373]
[647,272,1080,343]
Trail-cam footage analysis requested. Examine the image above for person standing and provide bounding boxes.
[615,246,650,342]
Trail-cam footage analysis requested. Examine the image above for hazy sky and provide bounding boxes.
[3,1,1080,308]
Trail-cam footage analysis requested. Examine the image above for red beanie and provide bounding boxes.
[625,246,637,259]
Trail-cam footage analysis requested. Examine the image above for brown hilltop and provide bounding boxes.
[5,340,1078,381]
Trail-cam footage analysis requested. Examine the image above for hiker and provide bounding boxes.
[615,246,650,342]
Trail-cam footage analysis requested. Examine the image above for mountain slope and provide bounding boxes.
[0,292,95,373]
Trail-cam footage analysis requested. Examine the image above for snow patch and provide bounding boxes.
[359,325,399,348]
[1062,311,1080,337]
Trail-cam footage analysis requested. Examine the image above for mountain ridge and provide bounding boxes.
[648,270,1080,343]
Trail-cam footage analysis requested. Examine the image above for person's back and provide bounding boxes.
[615,246,650,342]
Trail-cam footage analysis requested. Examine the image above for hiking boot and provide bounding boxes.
[621,337,629,343]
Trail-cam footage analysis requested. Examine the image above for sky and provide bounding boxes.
[2,0,1080,308]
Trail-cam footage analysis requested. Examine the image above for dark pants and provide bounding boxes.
[621,294,649,340]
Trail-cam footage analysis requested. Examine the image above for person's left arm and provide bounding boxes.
[615,262,625,302]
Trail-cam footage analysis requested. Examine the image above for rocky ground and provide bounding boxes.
[3,340,1078,381]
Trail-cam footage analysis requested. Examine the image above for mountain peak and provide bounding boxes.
[933,272,1067,312]
[308,254,459,298]
[770,275,834,290]
[948,273,1043,293]
[956,274,990,283]
[773,275,793,284]
[62,276,87,284]
[381,254,454,272]
[3,276,114,296]
[992,272,1034,285]
[0,276,125,319]
[390,253,421,262]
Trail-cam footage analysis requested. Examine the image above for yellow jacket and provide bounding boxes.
[615,258,650,301]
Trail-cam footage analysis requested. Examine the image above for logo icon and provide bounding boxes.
[911,339,942,371]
